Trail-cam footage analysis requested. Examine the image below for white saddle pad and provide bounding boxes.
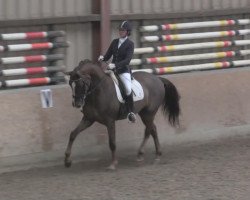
[106,70,144,103]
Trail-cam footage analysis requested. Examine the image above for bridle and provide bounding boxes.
[71,77,88,102]
[71,75,106,102]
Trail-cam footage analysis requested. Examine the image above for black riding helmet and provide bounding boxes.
[119,21,132,36]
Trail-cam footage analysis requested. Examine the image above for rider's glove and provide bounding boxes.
[107,63,116,70]
[98,55,104,62]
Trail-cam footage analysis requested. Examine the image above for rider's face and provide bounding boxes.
[119,29,127,38]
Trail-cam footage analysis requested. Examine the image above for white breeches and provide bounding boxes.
[118,73,132,96]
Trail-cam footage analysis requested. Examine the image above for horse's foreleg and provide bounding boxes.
[106,122,117,170]
[64,117,94,168]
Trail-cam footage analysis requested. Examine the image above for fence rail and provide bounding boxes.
[0,42,69,52]
[0,31,65,41]
[0,76,65,88]
[141,29,250,42]
[0,30,68,89]
[0,66,65,76]
[133,17,250,74]
[131,50,250,65]
[133,60,250,75]
[0,54,64,65]
[140,19,250,32]
[134,40,250,54]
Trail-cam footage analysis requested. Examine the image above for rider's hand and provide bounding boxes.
[98,55,104,62]
[107,63,116,70]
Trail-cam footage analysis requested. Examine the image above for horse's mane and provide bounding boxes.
[74,59,94,71]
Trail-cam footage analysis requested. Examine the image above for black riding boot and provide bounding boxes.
[126,93,136,123]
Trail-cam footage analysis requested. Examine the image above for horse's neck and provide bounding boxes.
[90,66,108,86]
[91,67,107,87]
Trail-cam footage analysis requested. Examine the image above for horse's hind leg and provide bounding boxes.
[64,117,94,168]
[137,125,151,162]
[150,123,162,161]
[138,112,162,161]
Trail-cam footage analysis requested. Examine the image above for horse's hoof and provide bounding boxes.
[64,160,72,168]
[154,157,161,164]
[137,151,144,162]
[106,165,116,171]
[137,156,144,162]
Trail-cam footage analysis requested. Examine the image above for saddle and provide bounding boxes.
[105,70,144,103]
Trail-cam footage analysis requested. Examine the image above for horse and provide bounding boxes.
[64,59,180,170]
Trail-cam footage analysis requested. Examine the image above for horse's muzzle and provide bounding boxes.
[72,100,85,108]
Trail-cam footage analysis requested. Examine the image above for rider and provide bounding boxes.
[98,20,136,123]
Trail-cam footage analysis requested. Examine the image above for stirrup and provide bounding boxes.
[127,112,136,123]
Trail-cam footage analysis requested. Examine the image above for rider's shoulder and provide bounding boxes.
[127,38,134,45]
[112,38,119,43]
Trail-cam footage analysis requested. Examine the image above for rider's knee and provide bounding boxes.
[125,87,132,96]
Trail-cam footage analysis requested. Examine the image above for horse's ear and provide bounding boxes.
[79,59,91,66]
[79,60,85,66]
[63,71,73,76]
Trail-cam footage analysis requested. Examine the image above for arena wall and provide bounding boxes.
[1,68,250,172]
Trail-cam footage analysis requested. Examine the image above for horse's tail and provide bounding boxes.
[159,77,180,127]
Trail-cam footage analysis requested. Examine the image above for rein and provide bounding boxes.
[84,75,106,97]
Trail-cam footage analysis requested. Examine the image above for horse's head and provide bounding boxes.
[65,60,92,108]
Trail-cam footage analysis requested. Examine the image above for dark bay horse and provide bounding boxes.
[64,59,180,170]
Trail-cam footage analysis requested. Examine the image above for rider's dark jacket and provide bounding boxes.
[103,38,134,74]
